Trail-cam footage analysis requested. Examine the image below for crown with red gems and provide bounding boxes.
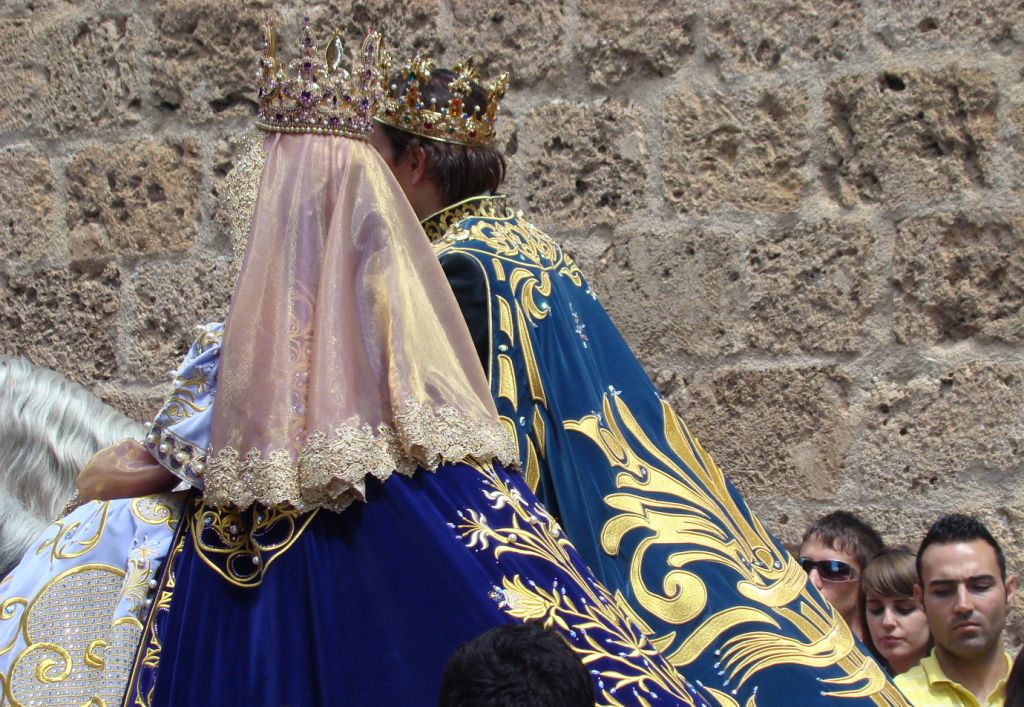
[256,18,390,138]
[374,55,508,147]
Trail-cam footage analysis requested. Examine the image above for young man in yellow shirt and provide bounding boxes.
[896,514,1016,706]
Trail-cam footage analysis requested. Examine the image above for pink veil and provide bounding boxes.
[205,133,517,511]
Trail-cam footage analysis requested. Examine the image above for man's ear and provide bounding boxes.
[1005,574,1016,604]
[402,145,430,186]
[913,582,925,612]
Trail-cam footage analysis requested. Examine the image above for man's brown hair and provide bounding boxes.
[376,68,507,207]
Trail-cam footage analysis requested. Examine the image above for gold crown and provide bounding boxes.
[256,18,390,138]
[374,56,508,147]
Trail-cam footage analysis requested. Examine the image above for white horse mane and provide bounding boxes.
[0,357,143,575]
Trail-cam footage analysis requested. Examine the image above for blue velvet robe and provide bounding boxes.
[122,323,713,706]
[425,195,907,706]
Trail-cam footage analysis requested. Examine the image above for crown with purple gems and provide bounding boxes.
[256,18,390,138]
[374,55,508,147]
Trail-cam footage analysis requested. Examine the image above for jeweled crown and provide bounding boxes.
[256,18,390,138]
[374,56,509,147]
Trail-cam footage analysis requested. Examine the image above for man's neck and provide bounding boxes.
[934,640,1007,700]
[410,184,445,221]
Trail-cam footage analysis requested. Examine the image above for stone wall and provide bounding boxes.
[3,1,1023,637]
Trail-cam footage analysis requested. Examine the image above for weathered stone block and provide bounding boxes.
[705,0,863,78]
[92,382,170,425]
[893,213,1024,344]
[521,100,648,229]
[0,147,65,268]
[0,265,121,385]
[149,0,266,122]
[680,365,853,502]
[0,10,143,137]
[122,256,233,382]
[662,86,809,214]
[588,222,746,362]
[823,68,998,207]
[66,138,202,260]
[852,363,1024,499]
[315,0,443,59]
[449,0,565,87]
[578,0,696,87]
[747,218,877,352]
[871,2,1024,52]
[1000,88,1024,194]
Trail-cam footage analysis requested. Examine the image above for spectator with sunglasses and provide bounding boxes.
[798,510,885,642]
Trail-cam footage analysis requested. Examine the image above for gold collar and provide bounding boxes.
[420,195,510,243]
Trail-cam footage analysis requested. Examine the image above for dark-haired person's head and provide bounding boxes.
[438,623,595,707]
[798,510,884,641]
[371,68,507,219]
[916,513,1007,583]
[913,514,1015,667]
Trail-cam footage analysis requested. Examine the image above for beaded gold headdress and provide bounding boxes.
[374,55,509,146]
[256,18,390,138]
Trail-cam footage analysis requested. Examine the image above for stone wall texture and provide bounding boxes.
[3,0,1024,640]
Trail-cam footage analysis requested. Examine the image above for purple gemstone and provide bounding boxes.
[303,61,312,71]
[330,117,340,125]
[275,113,283,121]
[301,91,311,103]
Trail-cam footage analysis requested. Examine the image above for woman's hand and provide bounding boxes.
[76,439,181,501]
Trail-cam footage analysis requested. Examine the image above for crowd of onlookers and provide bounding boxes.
[797,511,1021,706]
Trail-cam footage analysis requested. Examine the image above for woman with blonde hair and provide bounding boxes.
[862,546,932,675]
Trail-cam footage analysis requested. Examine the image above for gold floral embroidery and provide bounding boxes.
[455,461,704,707]
[565,395,906,704]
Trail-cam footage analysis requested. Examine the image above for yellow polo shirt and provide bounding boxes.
[894,649,1012,707]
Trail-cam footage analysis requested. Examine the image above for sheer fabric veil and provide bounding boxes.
[206,133,517,511]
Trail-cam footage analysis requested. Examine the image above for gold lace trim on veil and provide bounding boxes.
[205,399,519,512]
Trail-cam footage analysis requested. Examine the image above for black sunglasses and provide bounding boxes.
[797,557,859,583]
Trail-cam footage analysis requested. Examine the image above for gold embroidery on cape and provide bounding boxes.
[434,211,587,500]
[565,395,907,705]
[455,460,701,707]
[496,355,517,408]
[437,215,583,289]
[420,195,511,243]
[497,296,514,339]
[432,202,904,704]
